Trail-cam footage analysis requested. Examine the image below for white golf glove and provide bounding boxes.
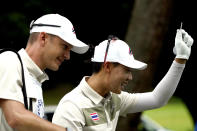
[173,29,194,60]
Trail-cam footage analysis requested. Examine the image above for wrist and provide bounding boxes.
[175,58,187,64]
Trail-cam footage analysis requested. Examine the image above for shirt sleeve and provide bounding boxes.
[0,52,24,103]
[119,60,185,115]
[52,100,85,131]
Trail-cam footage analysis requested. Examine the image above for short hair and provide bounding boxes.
[92,62,103,73]
[27,32,39,44]
[92,62,120,74]
[27,32,56,44]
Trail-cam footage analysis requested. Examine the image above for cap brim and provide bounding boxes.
[124,59,147,70]
[63,38,89,54]
[71,39,89,54]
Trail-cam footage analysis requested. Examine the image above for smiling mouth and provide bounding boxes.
[57,57,64,65]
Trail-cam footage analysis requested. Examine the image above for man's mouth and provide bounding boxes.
[121,82,128,90]
[57,57,64,65]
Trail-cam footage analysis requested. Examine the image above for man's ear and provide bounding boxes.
[39,32,47,47]
[102,62,113,73]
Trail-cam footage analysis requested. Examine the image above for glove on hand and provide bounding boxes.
[173,29,194,60]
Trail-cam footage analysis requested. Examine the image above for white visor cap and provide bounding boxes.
[91,40,147,70]
[30,14,89,54]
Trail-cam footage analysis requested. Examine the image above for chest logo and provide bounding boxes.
[90,112,99,121]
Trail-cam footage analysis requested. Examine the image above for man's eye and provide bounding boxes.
[63,45,68,50]
[125,68,131,73]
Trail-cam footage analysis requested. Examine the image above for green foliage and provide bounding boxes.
[43,83,74,105]
[143,97,194,131]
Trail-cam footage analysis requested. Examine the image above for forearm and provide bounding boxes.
[15,110,66,131]
[1,99,66,131]
[151,60,185,106]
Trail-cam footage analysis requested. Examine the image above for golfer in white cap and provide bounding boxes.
[52,29,194,131]
[0,13,88,131]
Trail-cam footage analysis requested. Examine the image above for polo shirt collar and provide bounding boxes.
[18,48,49,83]
[80,76,112,105]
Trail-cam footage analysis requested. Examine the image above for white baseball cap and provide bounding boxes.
[91,39,147,70]
[30,14,89,54]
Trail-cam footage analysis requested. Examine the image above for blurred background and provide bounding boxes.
[0,0,196,130]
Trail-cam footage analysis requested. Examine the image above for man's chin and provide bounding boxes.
[48,65,59,71]
[111,90,121,94]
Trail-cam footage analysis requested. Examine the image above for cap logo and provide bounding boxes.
[72,27,75,34]
[129,47,132,55]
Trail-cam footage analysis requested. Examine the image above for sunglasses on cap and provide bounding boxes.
[30,20,61,30]
[104,35,119,63]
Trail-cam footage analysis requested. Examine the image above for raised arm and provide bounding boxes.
[125,29,194,113]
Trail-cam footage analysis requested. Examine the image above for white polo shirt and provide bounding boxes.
[52,61,185,131]
[52,76,138,131]
[0,48,49,131]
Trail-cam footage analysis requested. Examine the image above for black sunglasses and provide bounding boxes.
[103,35,119,63]
[30,20,61,30]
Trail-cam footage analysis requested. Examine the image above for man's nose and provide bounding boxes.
[128,72,132,81]
[64,50,70,60]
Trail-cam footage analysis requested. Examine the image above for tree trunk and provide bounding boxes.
[116,0,174,130]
